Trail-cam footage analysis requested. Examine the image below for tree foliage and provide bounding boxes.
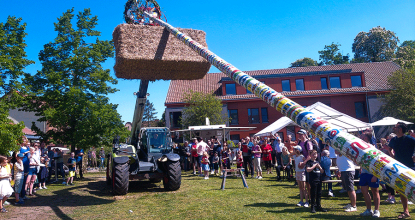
[318,42,349,65]
[23,8,123,151]
[290,57,318,67]
[180,90,227,128]
[352,26,399,63]
[143,99,157,127]
[157,110,166,127]
[380,66,415,123]
[0,16,33,154]
[394,40,415,69]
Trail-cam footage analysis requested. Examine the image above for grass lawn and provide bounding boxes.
[3,170,413,219]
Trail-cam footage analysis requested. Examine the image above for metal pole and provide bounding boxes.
[144,12,415,202]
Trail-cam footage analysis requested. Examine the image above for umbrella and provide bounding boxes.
[370,117,414,127]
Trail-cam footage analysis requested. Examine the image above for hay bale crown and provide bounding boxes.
[113,24,210,80]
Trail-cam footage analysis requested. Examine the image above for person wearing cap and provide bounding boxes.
[99,147,106,171]
[297,129,313,159]
[288,145,310,207]
[13,153,25,204]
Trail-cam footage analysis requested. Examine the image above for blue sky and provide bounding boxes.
[1,0,414,123]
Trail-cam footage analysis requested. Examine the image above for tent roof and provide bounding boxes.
[371,117,414,127]
[255,102,372,137]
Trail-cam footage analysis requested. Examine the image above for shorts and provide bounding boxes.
[202,164,210,171]
[191,156,199,166]
[69,171,75,177]
[28,168,37,175]
[296,171,306,182]
[359,173,379,188]
[341,171,355,192]
[14,175,24,194]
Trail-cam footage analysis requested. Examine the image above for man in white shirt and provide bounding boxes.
[197,137,208,176]
[336,150,357,212]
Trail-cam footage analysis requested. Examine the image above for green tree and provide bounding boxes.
[143,99,157,127]
[23,8,122,151]
[318,42,349,65]
[156,110,166,127]
[0,16,34,154]
[352,26,399,63]
[394,40,415,69]
[290,57,318,67]
[379,66,415,123]
[180,90,227,128]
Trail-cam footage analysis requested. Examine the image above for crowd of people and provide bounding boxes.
[0,138,104,213]
[174,122,415,218]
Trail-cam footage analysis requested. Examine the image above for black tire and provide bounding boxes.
[163,161,181,191]
[113,162,130,195]
[106,156,112,185]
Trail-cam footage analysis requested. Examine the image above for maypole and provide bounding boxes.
[142,12,415,202]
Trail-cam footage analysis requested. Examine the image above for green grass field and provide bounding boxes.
[3,171,413,219]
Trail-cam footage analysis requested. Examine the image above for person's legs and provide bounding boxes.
[361,185,372,210]
[371,187,380,211]
[348,191,357,207]
[310,181,317,207]
[243,156,249,176]
[400,194,410,215]
[78,161,83,178]
[297,180,304,202]
[29,175,36,195]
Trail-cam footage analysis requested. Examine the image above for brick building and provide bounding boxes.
[164,62,400,142]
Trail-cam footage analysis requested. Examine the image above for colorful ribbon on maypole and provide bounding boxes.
[144,12,415,201]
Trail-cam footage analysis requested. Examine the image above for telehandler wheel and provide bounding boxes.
[163,160,181,191]
[106,156,112,185]
[113,162,130,195]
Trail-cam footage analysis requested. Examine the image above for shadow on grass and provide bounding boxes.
[18,176,115,219]
[245,202,293,208]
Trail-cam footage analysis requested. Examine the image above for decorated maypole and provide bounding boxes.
[133,11,415,201]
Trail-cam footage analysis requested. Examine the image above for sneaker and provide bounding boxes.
[69,182,74,185]
[344,206,357,212]
[62,181,67,185]
[255,176,259,179]
[258,176,263,180]
[316,206,328,212]
[389,198,396,204]
[3,201,10,205]
[373,210,380,218]
[15,200,25,205]
[43,186,47,189]
[303,202,309,208]
[356,189,362,194]
[339,188,347,193]
[409,200,414,205]
[297,201,304,207]
[204,176,208,180]
[343,204,351,209]
[211,171,214,175]
[328,190,334,197]
[193,172,196,175]
[311,206,316,213]
[360,209,373,216]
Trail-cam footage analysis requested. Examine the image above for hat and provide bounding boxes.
[101,147,104,149]
[293,145,302,152]
[17,153,24,158]
[297,129,307,135]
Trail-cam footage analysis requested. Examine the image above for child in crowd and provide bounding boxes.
[201,152,210,180]
[13,153,25,205]
[212,152,219,176]
[0,155,14,213]
[280,146,292,181]
[252,140,263,179]
[66,152,76,185]
[306,150,327,213]
[25,147,38,196]
[320,150,334,197]
[289,145,309,207]
[38,157,48,189]
[236,151,243,168]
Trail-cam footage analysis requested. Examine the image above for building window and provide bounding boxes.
[248,108,260,124]
[281,80,291,92]
[321,77,328,90]
[354,102,367,118]
[351,75,363,87]
[228,109,239,125]
[230,134,240,142]
[295,79,305,91]
[261,107,269,123]
[329,76,341,89]
[225,84,236,95]
[169,112,182,128]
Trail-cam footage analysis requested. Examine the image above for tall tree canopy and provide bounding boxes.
[289,57,318,67]
[380,66,415,123]
[0,16,34,154]
[180,90,227,128]
[143,99,157,127]
[352,26,399,63]
[23,8,124,151]
[318,42,349,65]
[394,40,415,69]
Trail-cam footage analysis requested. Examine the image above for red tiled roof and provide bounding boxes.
[165,62,400,104]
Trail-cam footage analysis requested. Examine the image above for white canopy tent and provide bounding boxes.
[255,102,372,137]
[371,117,414,127]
